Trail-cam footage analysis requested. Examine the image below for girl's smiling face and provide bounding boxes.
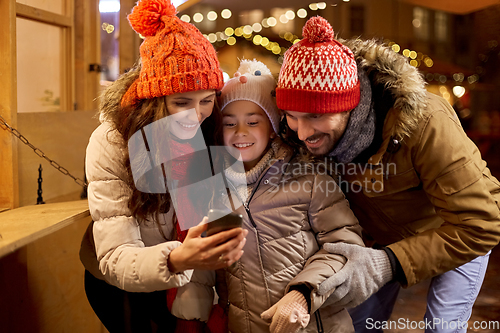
[222,100,275,171]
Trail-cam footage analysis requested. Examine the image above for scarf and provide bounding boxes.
[167,139,214,333]
[167,139,198,241]
[224,140,278,203]
[329,68,376,163]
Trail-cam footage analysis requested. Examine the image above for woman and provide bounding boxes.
[79,1,246,332]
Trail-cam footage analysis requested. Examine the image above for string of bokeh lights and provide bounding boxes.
[99,0,493,88]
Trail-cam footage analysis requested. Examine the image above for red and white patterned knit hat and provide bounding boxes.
[276,16,360,113]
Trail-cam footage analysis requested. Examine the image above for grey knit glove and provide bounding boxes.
[318,243,393,308]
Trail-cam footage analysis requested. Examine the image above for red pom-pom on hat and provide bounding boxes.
[128,0,177,37]
[302,16,335,43]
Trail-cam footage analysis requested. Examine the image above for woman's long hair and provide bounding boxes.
[120,98,222,228]
[102,62,223,235]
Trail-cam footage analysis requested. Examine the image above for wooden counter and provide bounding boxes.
[0,200,105,332]
[0,200,90,258]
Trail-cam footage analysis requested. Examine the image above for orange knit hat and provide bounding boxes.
[121,0,224,107]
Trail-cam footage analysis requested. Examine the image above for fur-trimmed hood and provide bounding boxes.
[97,62,141,126]
[341,38,428,141]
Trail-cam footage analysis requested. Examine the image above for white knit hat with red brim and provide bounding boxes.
[276,16,360,113]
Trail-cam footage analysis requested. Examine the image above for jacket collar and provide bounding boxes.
[341,38,428,142]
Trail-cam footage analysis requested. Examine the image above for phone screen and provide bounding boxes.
[206,209,243,237]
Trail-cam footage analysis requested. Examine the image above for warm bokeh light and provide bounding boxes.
[402,49,410,57]
[260,37,270,47]
[221,9,232,19]
[286,10,295,20]
[468,74,479,84]
[409,51,417,59]
[225,27,234,36]
[309,3,318,10]
[193,13,203,23]
[453,73,465,82]
[180,14,190,23]
[252,23,262,33]
[392,44,400,52]
[234,27,243,37]
[217,32,227,41]
[208,33,217,43]
[297,8,307,18]
[267,17,277,26]
[410,60,418,67]
[280,15,289,24]
[207,11,217,21]
[317,2,327,9]
[227,36,236,45]
[453,86,466,98]
[424,58,434,67]
[253,35,262,45]
[243,25,253,35]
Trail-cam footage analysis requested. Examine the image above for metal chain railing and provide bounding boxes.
[0,113,87,188]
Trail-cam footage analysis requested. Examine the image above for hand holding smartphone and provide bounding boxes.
[206,209,243,237]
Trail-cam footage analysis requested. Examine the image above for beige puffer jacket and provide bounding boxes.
[217,142,364,333]
[80,121,215,321]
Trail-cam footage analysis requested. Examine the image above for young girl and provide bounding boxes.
[79,1,246,332]
[217,59,364,333]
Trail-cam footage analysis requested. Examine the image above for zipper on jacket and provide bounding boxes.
[225,160,275,229]
[315,311,324,333]
[226,177,260,228]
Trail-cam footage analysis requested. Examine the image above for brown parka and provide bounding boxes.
[336,39,500,287]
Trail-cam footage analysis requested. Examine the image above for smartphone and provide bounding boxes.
[206,209,243,237]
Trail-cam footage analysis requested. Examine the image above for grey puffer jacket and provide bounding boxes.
[217,142,364,333]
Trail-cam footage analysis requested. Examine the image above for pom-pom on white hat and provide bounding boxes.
[220,59,280,134]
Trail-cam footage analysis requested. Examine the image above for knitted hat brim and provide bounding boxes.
[276,82,360,113]
[137,72,222,99]
[220,98,280,134]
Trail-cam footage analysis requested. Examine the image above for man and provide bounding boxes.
[276,16,500,333]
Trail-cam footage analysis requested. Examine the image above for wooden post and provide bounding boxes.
[75,0,100,111]
[119,0,141,74]
[0,0,19,210]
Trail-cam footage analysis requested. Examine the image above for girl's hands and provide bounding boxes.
[168,217,248,273]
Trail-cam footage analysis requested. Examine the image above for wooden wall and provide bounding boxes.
[17,111,100,207]
[0,215,106,332]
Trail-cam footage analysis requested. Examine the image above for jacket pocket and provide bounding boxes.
[436,160,482,195]
[368,167,421,197]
